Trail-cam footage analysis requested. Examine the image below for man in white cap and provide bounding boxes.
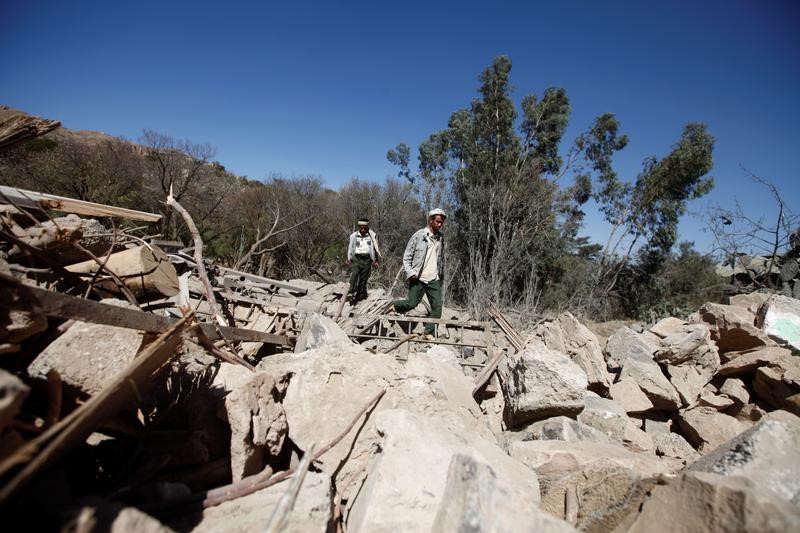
[346,217,381,303]
[391,208,446,338]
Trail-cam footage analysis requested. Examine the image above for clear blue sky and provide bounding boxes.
[2,0,798,254]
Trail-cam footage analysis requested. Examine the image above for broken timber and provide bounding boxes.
[472,303,525,396]
[0,314,191,504]
[1,277,289,347]
[0,185,162,222]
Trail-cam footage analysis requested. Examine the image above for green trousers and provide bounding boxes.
[393,278,442,335]
[348,255,372,302]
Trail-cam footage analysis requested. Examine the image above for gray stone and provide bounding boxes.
[652,432,701,462]
[677,406,750,453]
[604,327,659,371]
[688,410,800,504]
[540,461,660,533]
[345,409,540,533]
[497,340,588,427]
[606,329,682,410]
[294,312,353,353]
[619,356,681,411]
[257,342,496,492]
[626,471,800,533]
[509,440,675,483]
[0,309,48,344]
[622,419,655,453]
[577,396,628,442]
[221,372,288,481]
[755,294,800,350]
[536,312,612,393]
[432,454,575,533]
[656,323,720,406]
[508,416,611,446]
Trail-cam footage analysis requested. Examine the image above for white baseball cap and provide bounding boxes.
[428,208,447,219]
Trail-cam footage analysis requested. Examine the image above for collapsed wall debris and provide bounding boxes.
[1,186,800,532]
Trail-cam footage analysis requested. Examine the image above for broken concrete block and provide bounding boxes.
[626,471,800,533]
[755,294,800,350]
[497,340,588,427]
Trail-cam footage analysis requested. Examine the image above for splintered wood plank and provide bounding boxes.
[1,276,289,346]
[0,185,162,222]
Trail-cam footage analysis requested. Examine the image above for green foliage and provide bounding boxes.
[616,241,725,320]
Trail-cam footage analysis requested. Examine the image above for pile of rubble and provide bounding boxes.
[2,188,800,532]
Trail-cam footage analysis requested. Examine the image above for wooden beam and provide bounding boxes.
[1,276,289,346]
[219,267,308,295]
[0,185,162,222]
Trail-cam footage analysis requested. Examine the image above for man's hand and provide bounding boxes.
[372,261,379,267]
[346,259,351,266]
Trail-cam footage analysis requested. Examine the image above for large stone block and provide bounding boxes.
[346,409,540,533]
[432,454,575,533]
[497,341,588,427]
[626,471,800,533]
[688,410,800,505]
[536,312,612,393]
[27,299,145,396]
[755,294,800,350]
[692,301,772,352]
[677,406,750,453]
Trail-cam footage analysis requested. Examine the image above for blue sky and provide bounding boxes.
[2,0,798,254]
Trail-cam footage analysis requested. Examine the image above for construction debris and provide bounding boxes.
[2,188,800,532]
